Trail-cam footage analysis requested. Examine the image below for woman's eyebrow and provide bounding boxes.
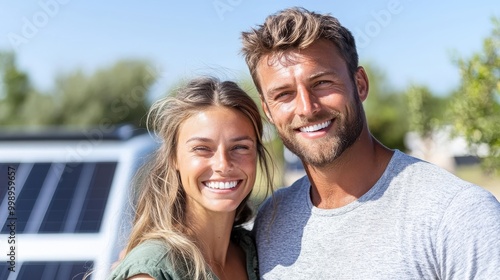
[185,137,212,144]
[230,136,255,142]
[185,136,254,143]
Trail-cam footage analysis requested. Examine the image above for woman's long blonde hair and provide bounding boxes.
[124,76,273,279]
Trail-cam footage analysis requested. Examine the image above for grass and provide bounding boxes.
[455,165,500,200]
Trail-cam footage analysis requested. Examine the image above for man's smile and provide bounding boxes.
[297,120,332,133]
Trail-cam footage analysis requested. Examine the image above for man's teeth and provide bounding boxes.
[299,120,331,133]
[205,181,238,189]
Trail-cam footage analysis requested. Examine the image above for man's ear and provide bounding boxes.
[260,95,274,124]
[355,66,369,102]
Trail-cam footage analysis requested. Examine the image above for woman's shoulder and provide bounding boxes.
[108,240,176,280]
[122,240,171,265]
[232,227,259,280]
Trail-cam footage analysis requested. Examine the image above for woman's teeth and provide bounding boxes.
[205,181,238,189]
[299,120,331,133]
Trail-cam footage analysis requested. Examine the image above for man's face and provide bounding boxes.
[256,40,367,167]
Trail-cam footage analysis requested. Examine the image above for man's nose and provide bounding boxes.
[296,86,320,116]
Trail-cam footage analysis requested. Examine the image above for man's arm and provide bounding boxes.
[436,186,500,278]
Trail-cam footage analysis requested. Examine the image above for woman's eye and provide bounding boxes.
[233,145,249,150]
[232,144,255,155]
[192,146,211,152]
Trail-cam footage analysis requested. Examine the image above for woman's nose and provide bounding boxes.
[213,150,233,173]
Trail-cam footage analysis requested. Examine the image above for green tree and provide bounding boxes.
[0,51,35,125]
[50,60,158,127]
[407,84,447,138]
[363,63,408,151]
[449,17,500,172]
[0,53,159,128]
[405,84,450,163]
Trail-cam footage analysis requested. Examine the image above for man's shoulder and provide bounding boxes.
[256,175,309,215]
[267,175,309,204]
[276,175,309,195]
[389,150,474,189]
[387,150,498,210]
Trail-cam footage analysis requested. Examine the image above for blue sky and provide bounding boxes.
[1,0,499,98]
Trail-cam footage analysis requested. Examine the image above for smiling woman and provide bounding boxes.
[176,106,257,215]
[105,76,274,280]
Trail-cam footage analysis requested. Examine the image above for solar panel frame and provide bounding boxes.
[0,132,158,280]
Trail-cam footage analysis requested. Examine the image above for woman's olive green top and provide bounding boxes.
[108,228,258,280]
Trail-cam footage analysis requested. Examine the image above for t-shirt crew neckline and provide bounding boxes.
[306,150,399,216]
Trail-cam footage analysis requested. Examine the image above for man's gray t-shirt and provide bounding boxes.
[254,150,500,279]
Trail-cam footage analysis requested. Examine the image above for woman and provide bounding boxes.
[108,76,274,280]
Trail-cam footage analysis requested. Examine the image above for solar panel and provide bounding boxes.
[75,162,117,233]
[39,163,84,233]
[0,163,19,205]
[0,162,116,234]
[0,261,93,280]
[0,130,157,280]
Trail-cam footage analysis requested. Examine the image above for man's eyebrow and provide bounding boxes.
[266,84,293,96]
[265,71,338,95]
[308,71,337,81]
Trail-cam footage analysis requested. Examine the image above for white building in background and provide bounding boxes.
[404,126,488,172]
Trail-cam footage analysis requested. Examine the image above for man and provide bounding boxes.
[241,7,500,279]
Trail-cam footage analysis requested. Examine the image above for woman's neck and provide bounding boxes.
[185,209,248,280]
[186,210,236,266]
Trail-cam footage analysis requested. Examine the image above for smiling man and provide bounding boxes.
[241,7,500,279]
[257,39,367,170]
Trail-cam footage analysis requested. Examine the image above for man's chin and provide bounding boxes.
[289,147,334,166]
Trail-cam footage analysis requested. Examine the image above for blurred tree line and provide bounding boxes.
[448,18,500,172]
[365,17,500,172]
[0,17,498,172]
[0,55,157,128]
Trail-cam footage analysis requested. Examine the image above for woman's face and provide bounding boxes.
[176,106,258,215]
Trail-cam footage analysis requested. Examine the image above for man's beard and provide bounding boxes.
[278,96,365,168]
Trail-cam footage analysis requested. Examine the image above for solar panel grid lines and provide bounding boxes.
[0,261,93,280]
[39,163,85,233]
[76,162,117,233]
[0,132,158,279]
[0,163,31,232]
[0,162,116,235]
[24,163,66,233]
[62,163,94,233]
[2,162,48,234]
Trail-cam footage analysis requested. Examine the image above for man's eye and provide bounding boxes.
[315,80,332,87]
[275,91,291,100]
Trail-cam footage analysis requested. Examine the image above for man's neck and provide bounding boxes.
[304,134,393,209]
